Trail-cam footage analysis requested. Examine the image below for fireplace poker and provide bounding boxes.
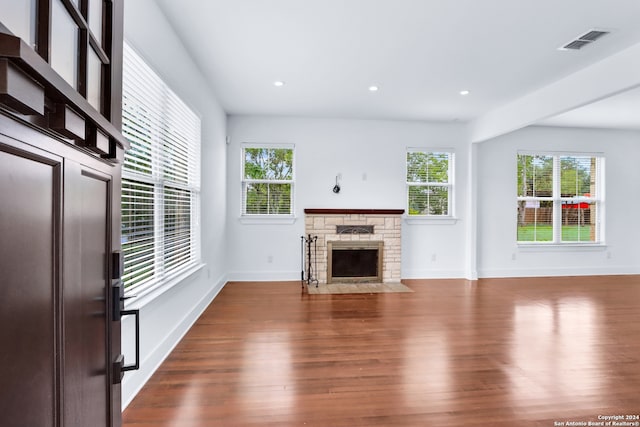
[302,234,319,288]
[300,236,305,289]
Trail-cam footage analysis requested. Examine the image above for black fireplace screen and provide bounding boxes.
[332,249,378,278]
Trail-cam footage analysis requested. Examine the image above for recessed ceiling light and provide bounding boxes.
[368,85,379,92]
[274,81,285,87]
[459,90,470,96]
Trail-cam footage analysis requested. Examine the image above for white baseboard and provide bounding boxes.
[478,265,640,278]
[401,269,467,279]
[226,270,301,282]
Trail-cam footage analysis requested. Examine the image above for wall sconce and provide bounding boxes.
[332,175,341,193]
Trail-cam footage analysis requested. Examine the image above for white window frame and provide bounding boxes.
[516,151,605,246]
[406,148,455,219]
[241,143,295,218]
[121,42,202,298]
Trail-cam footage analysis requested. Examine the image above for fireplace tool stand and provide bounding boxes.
[300,234,319,288]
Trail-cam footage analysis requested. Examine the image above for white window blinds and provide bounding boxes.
[121,43,201,292]
[406,150,454,216]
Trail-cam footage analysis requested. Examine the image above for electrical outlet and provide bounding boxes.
[511,253,516,261]
[267,255,273,263]
[431,253,436,262]
[607,251,612,259]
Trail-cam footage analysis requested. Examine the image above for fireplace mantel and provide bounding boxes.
[304,208,404,215]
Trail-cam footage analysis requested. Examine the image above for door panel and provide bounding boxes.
[64,163,112,427]
[1,116,120,427]
[0,144,61,427]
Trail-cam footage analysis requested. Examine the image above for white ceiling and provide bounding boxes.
[539,85,640,130]
[154,0,640,128]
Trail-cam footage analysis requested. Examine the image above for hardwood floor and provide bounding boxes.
[122,277,640,426]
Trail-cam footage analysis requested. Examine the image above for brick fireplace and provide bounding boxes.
[304,209,403,284]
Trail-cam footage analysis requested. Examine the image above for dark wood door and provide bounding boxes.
[0,141,62,427]
[63,162,113,427]
[1,1,125,423]
[0,129,119,427]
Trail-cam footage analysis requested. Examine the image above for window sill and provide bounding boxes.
[404,216,459,225]
[239,215,297,225]
[517,243,607,252]
[123,262,205,310]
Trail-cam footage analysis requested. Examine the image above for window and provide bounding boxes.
[121,43,201,292]
[242,145,294,215]
[406,149,454,216]
[0,0,113,114]
[517,153,604,244]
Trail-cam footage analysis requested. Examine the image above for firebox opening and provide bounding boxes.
[332,249,378,277]
[327,241,383,283]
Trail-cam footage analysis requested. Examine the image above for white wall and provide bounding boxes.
[477,125,640,277]
[121,0,228,409]
[226,115,470,281]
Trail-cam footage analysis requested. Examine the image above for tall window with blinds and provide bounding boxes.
[406,150,454,216]
[242,145,294,215]
[517,153,603,244]
[121,43,201,292]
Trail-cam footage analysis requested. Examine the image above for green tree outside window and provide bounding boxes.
[243,147,294,215]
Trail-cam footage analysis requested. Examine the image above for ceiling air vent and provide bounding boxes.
[579,30,609,42]
[559,29,610,50]
[563,40,591,50]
